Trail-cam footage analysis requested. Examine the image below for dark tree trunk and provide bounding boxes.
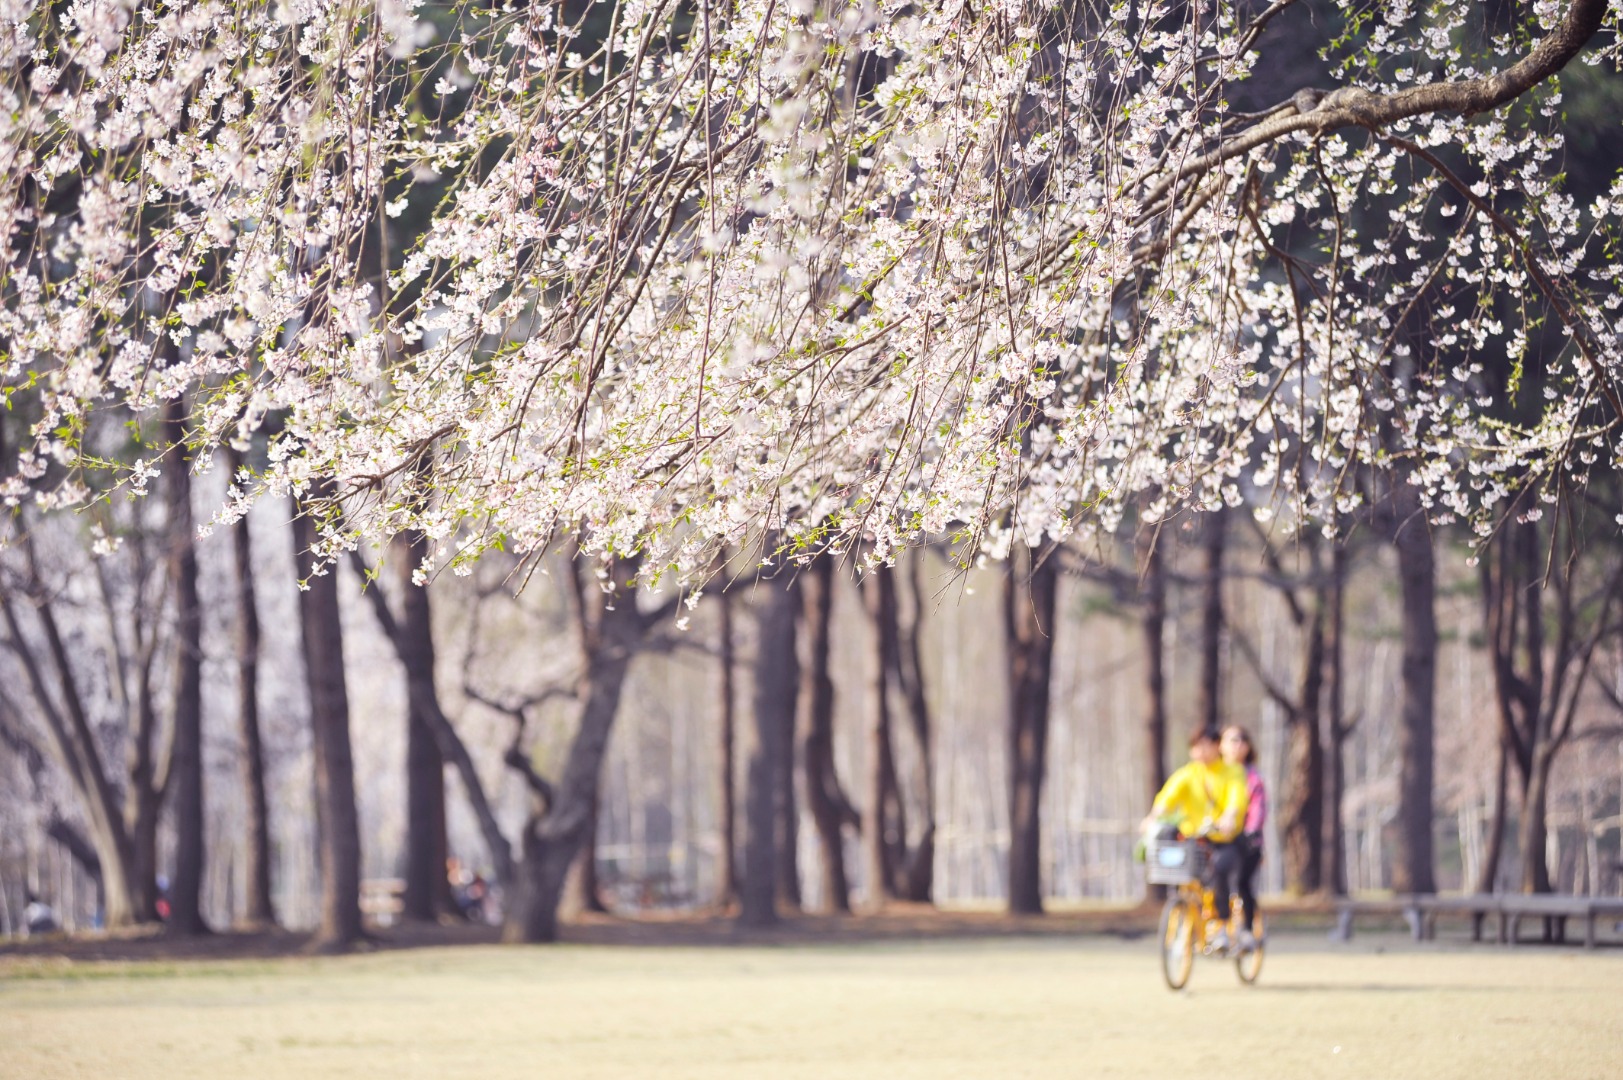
[1197,506,1227,733]
[739,573,799,928]
[716,586,739,909]
[1388,481,1437,895]
[573,794,608,914]
[1138,529,1168,806]
[1280,594,1325,895]
[863,565,910,905]
[1321,540,1349,896]
[293,484,365,950]
[1477,740,1510,893]
[227,447,276,928]
[896,553,936,903]
[1004,543,1057,916]
[2,579,141,927]
[392,530,453,922]
[123,670,161,924]
[162,398,208,935]
[1518,750,1555,894]
[776,686,802,913]
[503,557,643,943]
[800,558,852,913]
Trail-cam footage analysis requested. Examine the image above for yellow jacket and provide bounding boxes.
[1151,760,1249,842]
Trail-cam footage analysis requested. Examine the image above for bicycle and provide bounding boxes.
[1146,836,1265,991]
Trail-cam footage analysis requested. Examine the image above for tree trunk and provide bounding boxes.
[1197,506,1226,733]
[162,398,208,935]
[1,584,142,927]
[392,530,453,922]
[1477,740,1510,893]
[1281,598,1325,895]
[896,553,936,903]
[1388,482,1437,895]
[293,484,365,950]
[716,585,739,909]
[503,557,643,943]
[863,564,908,906]
[227,447,276,928]
[1138,530,1168,807]
[573,794,608,913]
[1005,543,1057,916]
[1321,540,1349,896]
[739,573,798,928]
[1518,749,1555,894]
[800,558,852,913]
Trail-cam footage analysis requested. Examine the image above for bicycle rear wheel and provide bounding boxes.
[1159,897,1196,990]
[1235,908,1265,984]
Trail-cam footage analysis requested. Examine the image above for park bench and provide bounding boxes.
[359,878,406,927]
[1331,895,1426,942]
[1335,893,1623,949]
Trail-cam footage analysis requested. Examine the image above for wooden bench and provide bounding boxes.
[359,878,406,927]
[1337,893,1623,949]
[1332,895,1426,942]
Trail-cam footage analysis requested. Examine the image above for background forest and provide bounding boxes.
[3,0,1623,951]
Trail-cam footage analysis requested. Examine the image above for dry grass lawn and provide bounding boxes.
[1,933,1618,1079]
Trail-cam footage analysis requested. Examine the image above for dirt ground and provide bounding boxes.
[2,923,1618,1080]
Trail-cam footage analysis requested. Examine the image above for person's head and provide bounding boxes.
[1188,726,1221,764]
[1221,724,1256,767]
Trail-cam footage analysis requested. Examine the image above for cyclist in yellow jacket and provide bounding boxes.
[1142,727,1250,951]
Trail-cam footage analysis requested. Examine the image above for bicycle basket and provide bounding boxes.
[1144,838,1204,885]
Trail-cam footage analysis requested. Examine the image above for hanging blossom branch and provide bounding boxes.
[3,0,1622,588]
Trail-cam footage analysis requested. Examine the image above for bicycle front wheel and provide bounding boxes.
[1159,896,1196,990]
[1235,908,1265,985]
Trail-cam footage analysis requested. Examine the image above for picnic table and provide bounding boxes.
[1333,893,1623,949]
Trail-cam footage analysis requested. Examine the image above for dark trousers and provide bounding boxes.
[1236,835,1262,931]
[1205,842,1242,921]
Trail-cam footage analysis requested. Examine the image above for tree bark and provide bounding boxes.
[1138,529,1168,807]
[896,553,936,903]
[716,585,739,909]
[800,557,852,913]
[1280,591,1325,895]
[1388,481,1437,895]
[1321,540,1349,896]
[391,530,453,922]
[226,446,276,928]
[293,484,365,950]
[739,572,799,928]
[161,397,208,935]
[503,556,643,943]
[863,564,908,906]
[1004,543,1057,916]
[1197,506,1226,733]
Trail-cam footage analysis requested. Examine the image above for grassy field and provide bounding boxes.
[2,933,1619,1079]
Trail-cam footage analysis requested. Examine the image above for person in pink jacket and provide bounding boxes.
[1221,725,1267,951]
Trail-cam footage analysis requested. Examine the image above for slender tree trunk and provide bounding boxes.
[162,398,208,935]
[392,530,452,922]
[1321,540,1349,896]
[1197,506,1226,733]
[1281,601,1325,895]
[1005,543,1057,915]
[800,558,852,913]
[1389,482,1437,895]
[227,447,276,928]
[863,565,908,906]
[503,557,643,943]
[897,553,936,903]
[1477,741,1510,893]
[2,585,142,927]
[573,794,608,913]
[716,586,739,909]
[1138,530,1168,806]
[776,689,802,913]
[293,484,364,950]
[1518,750,1555,894]
[123,675,161,924]
[740,574,799,927]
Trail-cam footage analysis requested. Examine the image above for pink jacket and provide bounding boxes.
[1243,767,1268,838]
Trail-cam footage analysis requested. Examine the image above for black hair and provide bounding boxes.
[1188,726,1220,747]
